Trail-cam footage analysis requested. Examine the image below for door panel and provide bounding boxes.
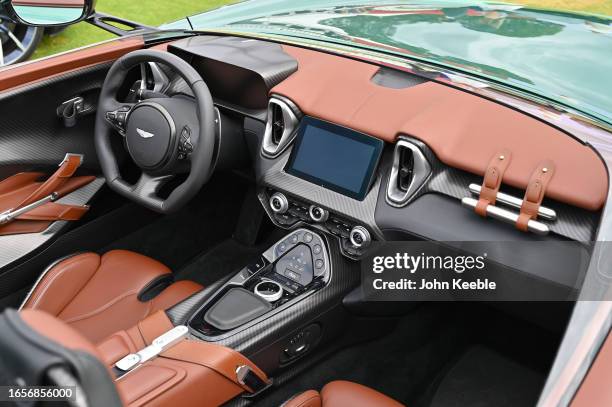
[0,63,108,177]
[0,36,146,302]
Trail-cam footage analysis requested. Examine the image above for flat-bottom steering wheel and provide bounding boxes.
[95,49,216,213]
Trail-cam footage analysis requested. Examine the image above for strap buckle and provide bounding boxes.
[59,153,84,167]
[236,365,272,397]
[114,325,189,373]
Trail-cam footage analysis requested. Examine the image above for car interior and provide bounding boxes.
[0,30,607,407]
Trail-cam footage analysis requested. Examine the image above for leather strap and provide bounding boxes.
[137,310,175,345]
[0,158,94,234]
[18,154,83,208]
[516,161,555,232]
[16,202,89,221]
[161,340,270,394]
[475,150,512,216]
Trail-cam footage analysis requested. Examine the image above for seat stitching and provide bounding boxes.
[280,391,321,407]
[29,258,84,308]
[135,301,154,345]
[62,289,141,323]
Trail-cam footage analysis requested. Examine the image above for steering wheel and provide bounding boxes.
[95,50,216,214]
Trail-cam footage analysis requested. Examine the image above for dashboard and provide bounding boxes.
[162,35,605,297]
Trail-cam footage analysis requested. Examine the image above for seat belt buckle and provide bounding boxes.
[114,325,189,373]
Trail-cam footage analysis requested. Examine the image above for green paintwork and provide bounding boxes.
[163,1,612,123]
[13,5,83,25]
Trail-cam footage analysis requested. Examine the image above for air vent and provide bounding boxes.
[386,138,432,206]
[397,146,415,191]
[262,98,299,158]
[271,103,285,145]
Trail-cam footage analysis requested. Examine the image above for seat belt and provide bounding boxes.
[19,153,84,208]
[114,325,272,396]
[0,154,92,226]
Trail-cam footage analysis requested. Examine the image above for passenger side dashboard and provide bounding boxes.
[162,34,604,245]
[162,34,604,296]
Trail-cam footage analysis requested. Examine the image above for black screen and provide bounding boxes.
[286,117,383,200]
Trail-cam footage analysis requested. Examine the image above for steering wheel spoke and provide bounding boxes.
[134,173,173,200]
[104,101,135,136]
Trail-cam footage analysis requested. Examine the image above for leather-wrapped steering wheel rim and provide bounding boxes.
[94,49,216,214]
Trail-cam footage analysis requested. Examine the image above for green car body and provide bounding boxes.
[164,0,612,125]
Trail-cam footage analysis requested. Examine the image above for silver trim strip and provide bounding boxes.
[0,178,104,271]
[18,252,83,310]
[468,183,557,220]
[386,138,431,207]
[461,197,549,235]
[261,98,299,158]
[0,193,58,225]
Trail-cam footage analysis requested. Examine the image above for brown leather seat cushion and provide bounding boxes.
[284,380,404,407]
[22,250,202,343]
[16,309,271,407]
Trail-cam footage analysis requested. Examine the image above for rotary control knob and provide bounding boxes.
[270,192,289,214]
[349,226,371,249]
[309,205,329,223]
[254,280,284,302]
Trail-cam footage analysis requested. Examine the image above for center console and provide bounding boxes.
[188,228,331,340]
[256,113,385,259]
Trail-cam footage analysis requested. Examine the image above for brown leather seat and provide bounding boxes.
[283,381,404,407]
[21,250,202,343]
[4,309,271,407]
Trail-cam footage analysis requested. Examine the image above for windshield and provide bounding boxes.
[172,1,612,124]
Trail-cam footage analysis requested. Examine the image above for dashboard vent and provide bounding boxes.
[271,103,285,145]
[262,98,299,158]
[386,138,432,206]
[397,146,415,191]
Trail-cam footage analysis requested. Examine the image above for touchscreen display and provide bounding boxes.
[286,117,384,200]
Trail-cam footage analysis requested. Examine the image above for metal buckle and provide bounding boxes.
[114,325,189,372]
[236,365,272,397]
[59,153,84,167]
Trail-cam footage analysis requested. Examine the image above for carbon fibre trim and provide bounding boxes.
[257,133,596,243]
[167,236,359,354]
[258,149,384,241]
[378,136,598,242]
[0,63,113,174]
[169,36,297,90]
[0,178,104,269]
[168,35,297,110]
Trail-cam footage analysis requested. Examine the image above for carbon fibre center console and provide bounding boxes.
[188,228,330,339]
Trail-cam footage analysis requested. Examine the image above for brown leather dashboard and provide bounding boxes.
[271,45,608,211]
[0,35,605,211]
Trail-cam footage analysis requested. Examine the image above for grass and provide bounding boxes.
[32,0,235,60]
[517,0,612,16]
[31,0,611,61]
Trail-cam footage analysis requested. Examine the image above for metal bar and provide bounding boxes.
[0,193,58,225]
[469,183,557,220]
[462,197,549,235]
